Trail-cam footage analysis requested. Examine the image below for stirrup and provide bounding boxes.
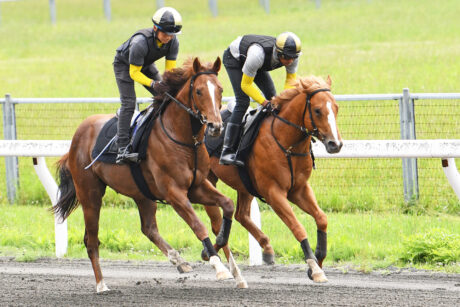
[116,146,139,165]
[219,151,244,167]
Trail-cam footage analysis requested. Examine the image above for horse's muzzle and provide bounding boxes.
[324,139,343,154]
[207,122,224,137]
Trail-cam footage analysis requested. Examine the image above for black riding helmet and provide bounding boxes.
[275,32,302,59]
[152,7,182,35]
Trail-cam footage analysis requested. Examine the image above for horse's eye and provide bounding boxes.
[219,87,223,93]
[314,108,321,116]
[196,89,202,96]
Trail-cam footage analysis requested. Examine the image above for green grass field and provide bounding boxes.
[0,0,459,268]
[1,205,459,272]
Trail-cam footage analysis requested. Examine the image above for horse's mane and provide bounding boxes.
[271,76,331,109]
[153,58,214,102]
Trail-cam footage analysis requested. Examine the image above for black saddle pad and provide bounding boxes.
[205,106,269,160]
[91,106,157,164]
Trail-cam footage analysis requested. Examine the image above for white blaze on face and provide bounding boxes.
[207,80,218,117]
[326,101,340,143]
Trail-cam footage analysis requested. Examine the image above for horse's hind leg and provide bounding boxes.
[234,192,275,265]
[74,175,108,292]
[134,198,192,273]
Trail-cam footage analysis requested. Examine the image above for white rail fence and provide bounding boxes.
[3,90,460,203]
[1,139,459,263]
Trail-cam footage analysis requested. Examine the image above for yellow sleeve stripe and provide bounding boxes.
[284,72,297,89]
[129,64,153,87]
[241,73,266,104]
[165,60,177,72]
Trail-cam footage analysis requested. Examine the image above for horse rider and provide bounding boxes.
[113,7,182,164]
[219,32,302,167]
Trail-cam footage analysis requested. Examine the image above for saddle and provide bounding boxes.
[91,106,157,164]
[205,102,270,200]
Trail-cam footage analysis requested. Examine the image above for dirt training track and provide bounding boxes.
[0,257,458,306]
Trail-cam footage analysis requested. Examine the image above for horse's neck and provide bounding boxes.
[162,90,204,141]
[273,95,310,147]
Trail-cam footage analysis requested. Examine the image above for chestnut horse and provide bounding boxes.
[53,57,246,292]
[205,75,342,282]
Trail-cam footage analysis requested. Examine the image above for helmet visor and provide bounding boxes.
[280,53,299,60]
[156,24,182,35]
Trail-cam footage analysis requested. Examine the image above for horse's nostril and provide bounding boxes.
[328,141,337,149]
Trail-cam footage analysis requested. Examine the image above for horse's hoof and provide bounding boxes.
[237,280,248,289]
[96,280,110,293]
[262,253,275,265]
[312,271,328,283]
[306,259,328,283]
[216,269,234,281]
[177,262,193,273]
[201,248,209,261]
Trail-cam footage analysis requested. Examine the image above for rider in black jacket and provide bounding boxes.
[113,7,182,164]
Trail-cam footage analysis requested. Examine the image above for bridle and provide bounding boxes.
[164,70,218,125]
[270,88,331,193]
[159,70,218,189]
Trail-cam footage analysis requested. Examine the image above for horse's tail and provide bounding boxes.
[52,153,79,220]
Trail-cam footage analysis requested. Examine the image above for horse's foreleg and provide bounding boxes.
[190,181,248,288]
[135,198,192,273]
[266,187,328,283]
[289,182,328,268]
[189,180,234,249]
[235,192,275,264]
[226,248,248,288]
[168,187,233,281]
[203,206,248,288]
[203,206,230,260]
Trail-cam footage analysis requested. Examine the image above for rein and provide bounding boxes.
[270,88,331,193]
[160,70,217,190]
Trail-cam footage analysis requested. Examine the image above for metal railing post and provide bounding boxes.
[3,94,19,204]
[209,0,218,17]
[315,0,321,9]
[49,0,56,25]
[103,0,111,21]
[261,0,270,13]
[399,88,419,201]
[156,0,164,9]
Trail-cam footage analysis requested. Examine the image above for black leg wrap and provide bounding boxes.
[300,238,317,262]
[202,237,218,257]
[216,216,232,247]
[315,230,327,262]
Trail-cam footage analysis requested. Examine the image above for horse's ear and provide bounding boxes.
[192,57,201,74]
[326,75,332,87]
[212,57,221,74]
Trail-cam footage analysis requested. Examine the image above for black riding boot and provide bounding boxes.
[219,123,244,167]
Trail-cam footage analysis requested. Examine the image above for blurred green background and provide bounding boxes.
[0,0,459,268]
